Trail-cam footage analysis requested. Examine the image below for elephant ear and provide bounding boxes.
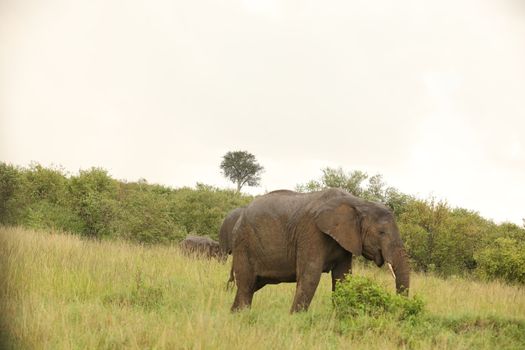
[315,199,362,256]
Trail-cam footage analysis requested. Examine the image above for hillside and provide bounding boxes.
[1,226,524,349]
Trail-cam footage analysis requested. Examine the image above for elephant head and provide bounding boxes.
[314,194,410,295]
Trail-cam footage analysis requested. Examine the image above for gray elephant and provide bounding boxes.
[218,207,245,287]
[230,188,410,313]
[180,235,221,259]
[218,207,245,258]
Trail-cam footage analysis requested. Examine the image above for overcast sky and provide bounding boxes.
[1,0,524,224]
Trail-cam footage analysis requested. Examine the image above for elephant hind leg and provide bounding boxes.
[231,250,256,312]
[225,265,235,290]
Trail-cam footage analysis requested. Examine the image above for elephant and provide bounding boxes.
[218,207,245,258]
[218,207,245,287]
[230,188,410,313]
[180,235,221,259]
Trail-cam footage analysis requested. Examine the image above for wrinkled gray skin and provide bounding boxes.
[219,207,245,259]
[231,188,410,313]
[180,235,221,259]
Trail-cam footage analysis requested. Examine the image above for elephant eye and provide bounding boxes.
[379,231,386,235]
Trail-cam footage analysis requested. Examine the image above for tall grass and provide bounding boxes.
[1,226,524,349]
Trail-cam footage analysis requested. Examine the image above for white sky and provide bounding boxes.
[1,0,524,224]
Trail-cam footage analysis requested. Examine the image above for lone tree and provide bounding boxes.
[220,151,264,192]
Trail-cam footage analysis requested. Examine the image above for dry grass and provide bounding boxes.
[1,226,524,349]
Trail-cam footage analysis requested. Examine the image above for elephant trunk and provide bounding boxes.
[390,247,410,296]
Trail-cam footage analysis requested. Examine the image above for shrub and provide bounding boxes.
[22,201,85,233]
[115,185,185,244]
[23,163,69,204]
[398,199,490,277]
[169,184,251,239]
[1,163,252,243]
[475,237,525,284]
[68,168,119,238]
[333,276,424,320]
[0,163,23,224]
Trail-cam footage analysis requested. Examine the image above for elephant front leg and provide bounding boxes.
[291,261,323,313]
[331,253,352,292]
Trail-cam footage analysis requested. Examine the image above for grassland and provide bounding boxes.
[1,226,524,349]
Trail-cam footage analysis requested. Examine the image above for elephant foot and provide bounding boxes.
[231,293,253,312]
[290,274,321,313]
[290,302,310,313]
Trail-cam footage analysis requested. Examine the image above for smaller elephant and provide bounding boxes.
[180,235,221,259]
[218,207,245,287]
[218,207,245,258]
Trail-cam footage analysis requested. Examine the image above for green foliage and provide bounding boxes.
[115,184,185,244]
[0,162,252,244]
[0,163,22,224]
[399,198,451,273]
[475,237,525,284]
[332,275,525,349]
[296,168,367,195]
[69,168,120,238]
[296,167,413,216]
[220,151,264,192]
[169,183,252,239]
[336,312,525,350]
[333,276,424,320]
[22,201,85,233]
[23,163,69,204]
[399,199,495,276]
[492,222,525,241]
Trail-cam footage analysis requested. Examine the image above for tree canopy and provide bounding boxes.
[220,151,264,192]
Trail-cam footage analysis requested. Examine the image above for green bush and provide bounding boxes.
[22,201,85,233]
[398,199,493,277]
[0,162,253,243]
[68,168,119,238]
[23,163,69,204]
[475,237,525,284]
[0,163,23,224]
[115,185,185,244]
[169,184,251,240]
[333,276,424,320]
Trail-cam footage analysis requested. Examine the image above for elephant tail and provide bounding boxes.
[226,265,235,290]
